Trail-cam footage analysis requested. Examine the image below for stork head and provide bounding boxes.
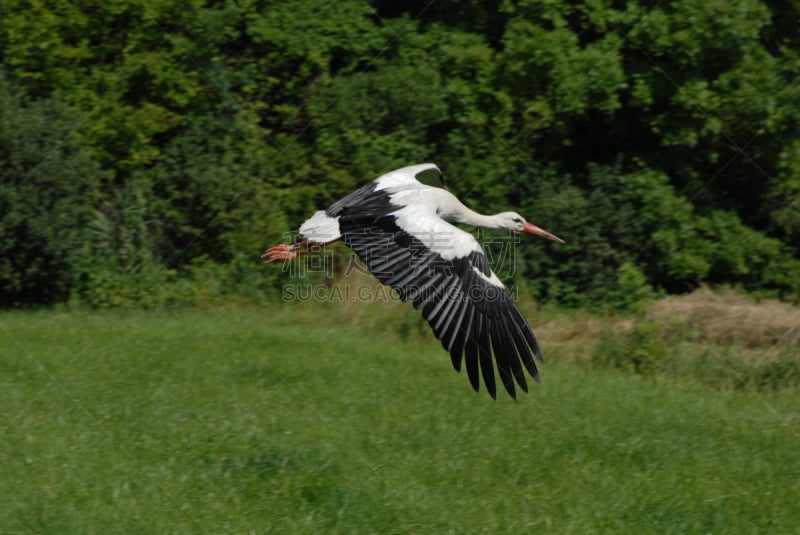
[498,212,565,243]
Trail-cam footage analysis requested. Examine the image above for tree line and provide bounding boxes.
[1,0,798,308]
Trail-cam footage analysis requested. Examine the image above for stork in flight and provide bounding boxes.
[263,163,564,399]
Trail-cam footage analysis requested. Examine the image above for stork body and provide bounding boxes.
[263,163,563,399]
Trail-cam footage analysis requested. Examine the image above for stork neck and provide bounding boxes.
[450,207,504,229]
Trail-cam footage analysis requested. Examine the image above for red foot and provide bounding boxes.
[262,243,300,263]
[261,241,324,264]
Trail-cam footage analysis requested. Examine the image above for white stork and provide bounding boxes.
[263,163,564,399]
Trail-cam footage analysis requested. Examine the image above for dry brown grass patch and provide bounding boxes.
[647,286,800,349]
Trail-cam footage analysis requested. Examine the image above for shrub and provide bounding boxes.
[0,74,102,306]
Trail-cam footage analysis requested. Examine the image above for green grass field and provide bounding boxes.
[1,307,798,533]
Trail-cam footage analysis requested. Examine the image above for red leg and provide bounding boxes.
[261,239,339,264]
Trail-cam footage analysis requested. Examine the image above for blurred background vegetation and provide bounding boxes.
[1,0,799,309]
[3,4,800,530]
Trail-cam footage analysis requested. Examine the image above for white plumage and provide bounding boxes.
[263,163,564,398]
[298,210,340,243]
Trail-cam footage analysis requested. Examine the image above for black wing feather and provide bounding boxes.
[491,320,516,399]
[476,316,496,399]
[464,325,481,392]
[500,319,528,394]
[506,312,540,383]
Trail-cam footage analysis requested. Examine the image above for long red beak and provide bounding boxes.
[523,222,565,243]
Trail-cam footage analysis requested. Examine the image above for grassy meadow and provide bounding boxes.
[1,299,799,533]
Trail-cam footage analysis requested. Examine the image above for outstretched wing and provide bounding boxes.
[300,164,442,244]
[327,163,441,218]
[337,204,543,399]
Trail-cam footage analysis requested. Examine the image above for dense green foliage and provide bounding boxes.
[1,0,799,306]
[2,308,799,531]
[0,76,101,305]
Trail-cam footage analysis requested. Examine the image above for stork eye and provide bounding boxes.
[512,217,523,224]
